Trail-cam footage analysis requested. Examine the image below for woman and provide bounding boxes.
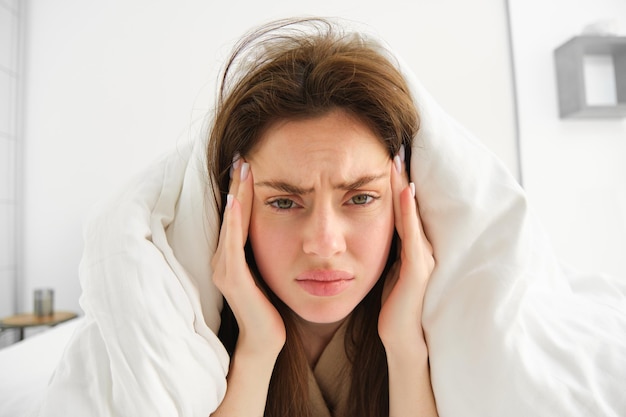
[208,18,438,417]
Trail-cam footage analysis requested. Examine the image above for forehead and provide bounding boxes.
[249,109,390,164]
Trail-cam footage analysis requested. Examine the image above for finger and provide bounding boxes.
[213,153,243,273]
[412,191,433,256]
[214,155,242,266]
[400,184,435,275]
[224,195,245,263]
[227,153,243,204]
[227,154,254,243]
[391,145,410,240]
[235,162,253,242]
[211,194,237,291]
[398,182,419,259]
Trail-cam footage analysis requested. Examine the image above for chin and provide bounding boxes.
[292,301,356,325]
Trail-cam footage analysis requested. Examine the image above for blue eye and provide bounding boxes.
[269,198,296,210]
[349,194,375,205]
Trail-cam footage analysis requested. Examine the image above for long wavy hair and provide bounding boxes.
[206,18,419,417]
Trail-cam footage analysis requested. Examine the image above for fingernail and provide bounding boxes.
[409,182,416,198]
[226,194,234,209]
[394,155,402,174]
[399,144,405,162]
[240,162,249,181]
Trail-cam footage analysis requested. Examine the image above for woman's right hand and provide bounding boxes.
[210,160,285,416]
[211,158,286,359]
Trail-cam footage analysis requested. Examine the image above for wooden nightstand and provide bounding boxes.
[0,311,79,341]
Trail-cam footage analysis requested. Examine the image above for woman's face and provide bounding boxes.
[247,109,395,325]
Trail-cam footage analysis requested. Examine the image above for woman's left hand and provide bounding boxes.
[378,148,435,352]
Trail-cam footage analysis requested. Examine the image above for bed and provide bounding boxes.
[0,318,82,417]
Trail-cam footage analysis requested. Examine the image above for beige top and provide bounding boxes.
[308,321,351,417]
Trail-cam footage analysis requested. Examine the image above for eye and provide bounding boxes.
[268,198,297,210]
[348,194,376,205]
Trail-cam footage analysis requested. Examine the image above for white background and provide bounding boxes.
[509,0,626,278]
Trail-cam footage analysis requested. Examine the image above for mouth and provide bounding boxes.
[296,270,354,297]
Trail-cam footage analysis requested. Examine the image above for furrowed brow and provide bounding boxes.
[254,180,314,195]
[255,173,387,195]
[333,174,387,191]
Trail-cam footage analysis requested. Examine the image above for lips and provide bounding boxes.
[296,270,354,296]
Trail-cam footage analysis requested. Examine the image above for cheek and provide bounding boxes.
[351,208,395,273]
[248,211,294,285]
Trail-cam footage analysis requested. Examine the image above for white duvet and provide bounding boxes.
[37,49,626,416]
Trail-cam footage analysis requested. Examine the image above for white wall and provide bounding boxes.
[20,0,516,313]
[509,0,626,277]
[0,0,21,323]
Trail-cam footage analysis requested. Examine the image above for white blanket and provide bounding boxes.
[0,319,81,417]
[38,54,626,416]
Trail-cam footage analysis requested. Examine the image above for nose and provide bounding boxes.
[302,204,347,259]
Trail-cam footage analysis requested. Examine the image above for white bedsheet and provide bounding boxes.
[31,30,626,416]
[0,318,81,417]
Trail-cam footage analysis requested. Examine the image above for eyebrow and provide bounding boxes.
[254,173,387,195]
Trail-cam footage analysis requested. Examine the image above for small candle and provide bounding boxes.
[34,289,54,317]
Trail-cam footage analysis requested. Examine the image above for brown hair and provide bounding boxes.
[207,17,419,417]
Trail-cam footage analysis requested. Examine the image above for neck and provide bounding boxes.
[294,315,348,367]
